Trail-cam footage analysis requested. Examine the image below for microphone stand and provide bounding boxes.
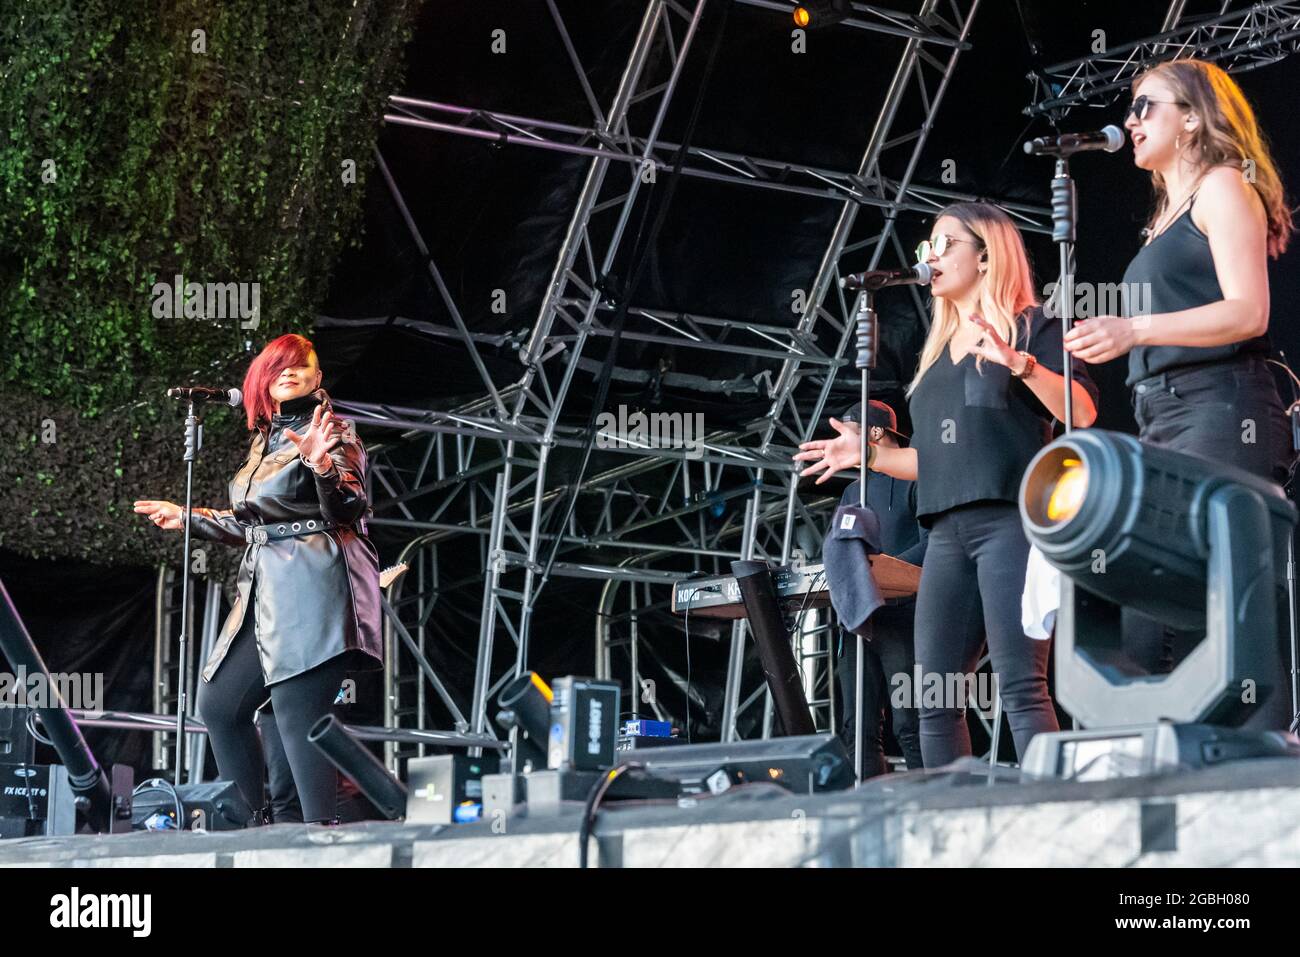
[1048,157,1080,734]
[175,399,203,786]
[1288,528,1299,733]
[1052,156,1077,435]
[852,287,879,784]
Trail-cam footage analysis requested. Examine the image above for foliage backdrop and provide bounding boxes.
[0,0,419,577]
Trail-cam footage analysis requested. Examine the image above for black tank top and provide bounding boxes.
[1123,196,1270,386]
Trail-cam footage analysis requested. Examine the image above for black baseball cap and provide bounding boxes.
[842,399,908,444]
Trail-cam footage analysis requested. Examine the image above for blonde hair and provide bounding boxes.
[906,203,1039,396]
[1135,59,1292,258]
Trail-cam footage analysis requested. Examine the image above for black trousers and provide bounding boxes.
[913,501,1058,766]
[196,599,348,824]
[256,710,305,824]
[835,602,923,777]
[1128,356,1295,730]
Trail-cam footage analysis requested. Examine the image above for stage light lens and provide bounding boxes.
[793,7,811,27]
[1046,458,1088,523]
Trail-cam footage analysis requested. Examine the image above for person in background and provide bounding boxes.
[830,399,926,776]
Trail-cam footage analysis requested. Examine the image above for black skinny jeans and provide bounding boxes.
[196,591,348,824]
[836,602,923,777]
[912,501,1058,766]
[256,710,305,823]
[1127,356,1295,730]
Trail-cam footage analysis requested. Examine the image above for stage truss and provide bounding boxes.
[320,0,1300,770]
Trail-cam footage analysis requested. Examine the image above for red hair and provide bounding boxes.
[241,334,317,430]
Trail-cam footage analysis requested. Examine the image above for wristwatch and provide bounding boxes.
[1011,351,1036,379]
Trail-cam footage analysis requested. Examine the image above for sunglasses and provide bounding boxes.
[915,233,982,262]
[1125,94,1189,122]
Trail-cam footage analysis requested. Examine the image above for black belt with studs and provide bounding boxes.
[243,518,337,545]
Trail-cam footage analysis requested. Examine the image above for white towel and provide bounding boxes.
[1021,544,1059,640]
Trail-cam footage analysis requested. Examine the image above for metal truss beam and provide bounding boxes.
[732,0,971,45]
[1026,0,1300,117]
[385,96,1053,232]
[333,399,796,469]
[367,0,1003,750]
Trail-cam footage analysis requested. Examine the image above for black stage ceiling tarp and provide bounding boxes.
[319,0,1300,436]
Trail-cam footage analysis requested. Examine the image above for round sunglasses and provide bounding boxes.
[915,234,982,262]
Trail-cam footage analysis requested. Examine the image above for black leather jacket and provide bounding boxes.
[188,388,383,685]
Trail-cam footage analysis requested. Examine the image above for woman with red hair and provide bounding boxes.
[134,333,382,824]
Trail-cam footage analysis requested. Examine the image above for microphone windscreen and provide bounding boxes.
[1102,124,1125,152]
[227,388,243,408]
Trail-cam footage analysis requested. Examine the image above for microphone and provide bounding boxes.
[1023,125,1124,157]
[841,262,933,291]
[167,386,243,407]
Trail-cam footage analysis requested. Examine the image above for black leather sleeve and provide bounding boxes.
[187,508,247,547]
[309,424,369,526]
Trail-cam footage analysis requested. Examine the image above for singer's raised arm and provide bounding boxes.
[305,421,370,527]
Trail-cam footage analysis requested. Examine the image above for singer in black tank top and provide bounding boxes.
[1116,194,1293,726]
[1076,182,1292,735]
[1064,66,1296,731]
[1121,191,1291,487]
[1124,194,1272,384]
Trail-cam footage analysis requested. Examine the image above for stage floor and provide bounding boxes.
[3,756,1299,867]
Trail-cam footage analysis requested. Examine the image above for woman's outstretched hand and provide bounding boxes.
[283,404,345,471]
[793,417,863,484]
[133,500,184,531]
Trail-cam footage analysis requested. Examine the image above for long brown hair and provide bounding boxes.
[906,203,1039,396]
[1134,59,1292,258]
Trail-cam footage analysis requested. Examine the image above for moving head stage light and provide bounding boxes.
[1019,429,1296,730]
[793,1,850,30]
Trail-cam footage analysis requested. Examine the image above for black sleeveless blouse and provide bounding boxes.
[1123,198,1270,386]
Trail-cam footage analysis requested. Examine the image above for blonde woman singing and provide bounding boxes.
[796,202,1098,767]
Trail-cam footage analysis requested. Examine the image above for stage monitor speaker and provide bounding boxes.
[131,779,251,831]
[524,767,680,817]
[615,733,852,795]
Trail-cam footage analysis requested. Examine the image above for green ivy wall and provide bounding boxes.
[0,0,419,574]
